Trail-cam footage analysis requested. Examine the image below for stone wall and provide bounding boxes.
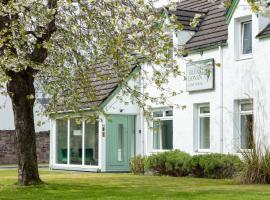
[0,130,50,165]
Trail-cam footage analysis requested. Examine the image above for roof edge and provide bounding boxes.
[100,65,141,109]
[186,42,228,54]
[225,0,240,24]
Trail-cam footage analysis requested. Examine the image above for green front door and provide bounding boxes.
[106,115,135,171]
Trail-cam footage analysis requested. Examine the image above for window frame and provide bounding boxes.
[240,20,252,58]
[198,104,211,152]
[239,101,254,150]
[54,117,99,167]
[152,108,173,151]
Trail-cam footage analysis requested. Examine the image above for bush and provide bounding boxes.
[187,153,242,179]
[129,155,146,175]
[145,150,191,176]
[240,149,270,184]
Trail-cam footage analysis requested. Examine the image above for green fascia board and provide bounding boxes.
[100,65,141,109]
[226,0,239,24]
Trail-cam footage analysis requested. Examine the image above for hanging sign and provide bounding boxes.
[186,59,215,92]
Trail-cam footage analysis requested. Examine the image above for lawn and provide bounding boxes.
[1,170,270,200]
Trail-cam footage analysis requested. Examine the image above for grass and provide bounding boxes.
[1,170,270,199]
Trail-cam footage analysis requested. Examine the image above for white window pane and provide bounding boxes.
[242,22,252,54]
[153,120,173,150]
[200,106,210,114]
[70,118,82,165]
[153,121,161,149]
[241,102,253,112]
[241,114,253,149]
[165,110,173,117]
[153,111,163,118]
[56,119,68,164]
[199,117,210,149]
[85,121,99,165]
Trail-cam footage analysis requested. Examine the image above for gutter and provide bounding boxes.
[219,46,224,153]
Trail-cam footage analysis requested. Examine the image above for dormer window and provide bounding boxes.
[241,21,252,55]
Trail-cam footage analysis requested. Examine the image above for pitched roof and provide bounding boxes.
[177,0,228,51]
[174,8,206,31]
[257,23,270,38]
[56,61,139,112]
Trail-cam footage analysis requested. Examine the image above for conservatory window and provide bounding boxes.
[55,118,99,166]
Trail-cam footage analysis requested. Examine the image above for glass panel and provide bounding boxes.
[242,21,252,54]
[56,119,68,164]
[241,102,253,112]
[241,114,254,149]
[153,111,163,118]
[199,117,210,149]
[153,120,173,150]
[118,124,124,161]
[200,106,210,114]
[165,110,173,117]
[85,121,99,165]
[70,118,82,165]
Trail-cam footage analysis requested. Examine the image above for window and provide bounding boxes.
[84,121,99,165]
[198,105,210,150]
[241,21,252,55]
[240,101,253,149]
[56,119,68,164]
[153,109,173,150]
[70,119,83,165]
[55,118,99,166]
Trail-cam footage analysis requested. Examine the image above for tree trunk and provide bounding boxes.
[7,68,42,186]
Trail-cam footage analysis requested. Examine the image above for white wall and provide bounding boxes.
[0,90,49,132]
[223,0,270,152]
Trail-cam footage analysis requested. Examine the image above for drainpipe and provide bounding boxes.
[219,45,224,153]
[140,67,145,156]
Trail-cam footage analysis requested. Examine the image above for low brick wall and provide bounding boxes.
[0,130,50,165]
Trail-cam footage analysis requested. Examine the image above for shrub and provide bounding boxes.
[129,155,146,175]
[240,149,270,184]
[187,153,242,179]
[145,150,191,176]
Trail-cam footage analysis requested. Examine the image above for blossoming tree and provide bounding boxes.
[0,0,184,185]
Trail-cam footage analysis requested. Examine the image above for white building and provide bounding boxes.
[0,91,50,132]
[49,0,270,172]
